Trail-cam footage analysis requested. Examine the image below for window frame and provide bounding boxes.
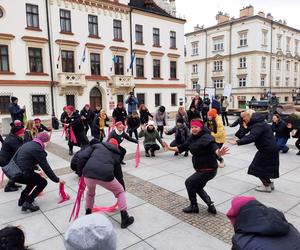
[88,14,98,37]
[28,47,43,73]
[153,28,160,46]
[171,93,177,106]
[135,24,143,44]
[170,31,176,48]
[239,32,248,47]
[26,3,39,28]
[155,93,161,107]
[32,94,47,115]
[114,55,124,75]
[261,57,266,69]
[213,79,223,89]
[0,45,10,72]
[136,57,144,78]
[90,52,101,76]
[238,77,246,87]
[213,38,224,51]
[191,42,199,55]
[60,9,72,32]
[153,59,161,78]
[192,64,198,74]
[113,19,122,40]
[170,61,177,79]
[0,95,10,114]
[61,50,75,73]
[260,76,265,87]
[239,57,247,69]
[214,61,223,71]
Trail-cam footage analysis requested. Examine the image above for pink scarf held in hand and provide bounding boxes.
[135,144,140,168]
[92,202,118,213]
[69,176,86,222]
[58,182,70,204]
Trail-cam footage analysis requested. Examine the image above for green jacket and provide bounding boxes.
[139,129,163,146]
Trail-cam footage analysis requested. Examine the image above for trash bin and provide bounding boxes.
[2,117,12,136]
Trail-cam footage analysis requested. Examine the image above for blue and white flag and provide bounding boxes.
[79,46,86,69]
[129,52,135,69]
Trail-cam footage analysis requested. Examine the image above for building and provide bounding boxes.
[0,0,185,122]
[185,6,300,109]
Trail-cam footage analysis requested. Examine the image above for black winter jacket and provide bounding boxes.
[8,103,24,122]
[272,120,291,139]
[60,111,68,124]
[232,200,300,250]
[166,125,189,145]
[77,143,122,182]
[187,110,201,124]
[140,110,153,124]
[80,108,94,124]
[127,117,141,131]
[107,130,138,145]
[36,124,51,133]
[178,129,219,171]
[14,141,59,183]
[66,112,89,146]
[0,134,23,166]
[112,107,127,124]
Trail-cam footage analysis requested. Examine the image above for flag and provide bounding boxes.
[112,55,117,64]
[56,48,61,69]
[129,52,135,69]
[79,46,86,70]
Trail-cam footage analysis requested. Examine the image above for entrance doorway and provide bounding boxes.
[89,87,102,110]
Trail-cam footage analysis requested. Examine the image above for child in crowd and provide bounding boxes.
[139,121,166,157]
[155,106,167,138]
[127,111,140,140]
[34,118,52,133]
[165,118,190,157]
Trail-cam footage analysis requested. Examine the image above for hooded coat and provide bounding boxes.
[0,133,23,166]
[232,200,300,250]
[237,113,279,179]
[66,111,89,147]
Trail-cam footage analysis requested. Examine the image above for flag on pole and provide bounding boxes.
[112,55,117,64]
[129,52,135,69]
[79,46,86,70]
[56,48,61,69]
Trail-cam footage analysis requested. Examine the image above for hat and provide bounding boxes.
[11,126,25,136]
[64,213,117,250]
[66,106,75,113]
[176,118,184,124]
[36,132,50,143]
[226,196,256,225]
[34,118,41,123]
[147,120,155,127]
[13,120,23,127]
[115,121,124,127]
[109,138,119,148]
[11,96,18,102]
[190,120,203,128]
[207,109,218,118]
[84,104,90,108]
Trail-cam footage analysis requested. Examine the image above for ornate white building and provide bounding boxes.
[185,6,300,109]
[0,0,185,121]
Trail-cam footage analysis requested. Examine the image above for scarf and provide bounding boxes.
[33,138,45,150]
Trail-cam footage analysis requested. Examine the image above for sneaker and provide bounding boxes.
[207,203,217,215]
[184,152,189,157]
[255,185,272,193]
[183,204,199,214]
[121,161,126,165]
[218,161,225,168]
[270,182,275,191]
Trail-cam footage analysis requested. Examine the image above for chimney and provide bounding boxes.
[194,24,204,31]
[240,5,254,18]
[258,11,265,18]
[216,12,230,24]
[267,13,273,20]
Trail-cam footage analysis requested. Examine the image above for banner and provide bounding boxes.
[223,84,232,97]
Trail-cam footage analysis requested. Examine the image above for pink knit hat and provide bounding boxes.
[226,196,256,225]
[36,132,51,143]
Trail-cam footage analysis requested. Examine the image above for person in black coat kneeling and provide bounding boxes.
[14,132,65,212]
[227,196,300,250]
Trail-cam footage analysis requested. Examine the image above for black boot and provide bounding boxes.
[18,198,26,207]
[4,181,19,192]
[145,150,150,157]
[174,152,179,156]
[207,203,217,215]
[121,161,126,165]
[150,149,155,157]
[183,204,199,214]
[184,152,188,157]
[297,151,300,155]
[120,210,134,229]
[86,208,92,215]
[69,149,73,156]
[22,202,40,212]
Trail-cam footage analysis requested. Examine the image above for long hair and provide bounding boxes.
[0,226,27,250]
[26,120,38,138]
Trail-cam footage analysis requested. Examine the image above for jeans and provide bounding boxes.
[185,170,217,205]
[85,177,127,211]
[15,172,48,203]
[276,137,289,152]
[221,112,229,126]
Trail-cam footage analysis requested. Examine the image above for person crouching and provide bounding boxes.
[139,121,166,157]
[77,138,134,229]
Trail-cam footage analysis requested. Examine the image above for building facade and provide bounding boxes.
[0,0,185,122]
[185,6,300,109]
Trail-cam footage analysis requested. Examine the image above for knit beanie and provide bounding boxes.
[190,120,203,128]
[226,196,256,225]
[34,118,41,123]
[115,121,124,127]
[36,132,50,143]
[11,96,18,102]
[11,126,25,136]
[64,214,117,250]
[13,120,23,127]
[176,118,184,124]
[207,109,218,118]
[109,138,119,148]
[66,106,75,113]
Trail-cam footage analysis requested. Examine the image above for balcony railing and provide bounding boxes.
[111,75,134,88]
[58,73,86,87]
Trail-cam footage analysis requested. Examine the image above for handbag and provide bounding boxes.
[2,148,23,181]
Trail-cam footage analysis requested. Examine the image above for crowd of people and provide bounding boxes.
[1,93,300,249]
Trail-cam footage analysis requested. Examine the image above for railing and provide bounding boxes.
[58,73,86,87]
[111,75,134,88]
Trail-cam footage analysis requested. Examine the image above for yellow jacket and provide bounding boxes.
[211,115,226,144]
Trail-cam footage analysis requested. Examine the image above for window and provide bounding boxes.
[88,15,98,37]
[170,31,176,48]
[136,93,145,105]
[171,93,177,106]
[60,9,71,32]
[153,28,160,46]
[192,81,198,89]
[213,79,223,89]
[286,37,291,52]
[117,95,124,105]
[262,30,268,46]
[260,77,265,87]
[135,25,143,44]
[32,95,46,115]
[286,61,290,71]
[294,78,298,87]
[239,57,247,68]
[285,97,289,102]
[213,38,224,51]
[26,4,39,28]
[90,53,101,75]
[153,59,160,78]
[239,77,246,87]
[0,45,9,72]
[277,35,282,49]
[276,60,281,70]
[66,94,75,107]
[0,96,10,114]
[170,61,177,79]
[191,42,199,55]
[114,55,124,75]
[61,50,75,72]
[286,77,289,86]
[239,32,248,47]
[295,62,298,72]
[214,61,223,71]
[136,58,144,77]
[155,93,161,107]
[261,57,266,69]
[28,47,43,73]
[296,40,299,53]
[276,77,280,86]
[113,20,122,40]
[192,64,198,74]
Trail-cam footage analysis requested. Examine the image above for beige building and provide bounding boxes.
[185,6,300,109]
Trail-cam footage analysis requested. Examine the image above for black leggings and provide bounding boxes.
[129,129,138,140]
[15,172,48,203]
[144,144,160,152]
[221,112,229,126]
[260,178,271,186]
[296,139,300,151]
[185,170,217,205]
[157,126,164,138]
[119,146,126,162]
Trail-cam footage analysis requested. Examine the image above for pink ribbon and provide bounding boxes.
[58,183,70,204]
[70,127,77,144]
[136,144,140,168]
[69,176,86,222]
[62,124,69,139]
[92,202,118,213]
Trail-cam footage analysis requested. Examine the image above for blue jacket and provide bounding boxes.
[232,200,300,250]
[125,97,139,114]
[8,103,24,122]
[211,99,221,114]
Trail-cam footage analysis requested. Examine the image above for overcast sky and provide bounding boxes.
[176,0,300,33]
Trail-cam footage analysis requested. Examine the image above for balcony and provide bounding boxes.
[58,73,86,87]
[110,75,134,88]
[212,70,224,77]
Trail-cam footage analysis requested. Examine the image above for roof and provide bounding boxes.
[129,0,185,22]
